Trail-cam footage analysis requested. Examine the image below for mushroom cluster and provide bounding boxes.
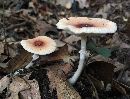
[20,17,117,85]
[56,17,117,84]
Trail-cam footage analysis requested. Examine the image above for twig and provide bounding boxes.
[87,75,100,99]
[5,22,27,31]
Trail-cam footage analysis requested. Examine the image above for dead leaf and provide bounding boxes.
[55,39,77,53]
[95,3,111,18]
[64,35,81,44]
[112,80,127,95]
[56,0,73,9]
[55,39,66,47]
[87,61,114,84]
[55,0,90,9]
[88,74,104,90]
[5,49,32,73]
[40,45,76,65]
[0,54,8,62]
[0,63,8,68]
[87,75,100,99]
[47,65,81,99]
[0,42,4,55]
[76,0,90,9]
[8,44,18,58]
[0,76,10,93]
[124,17,130,38]
[20,79,41,99]
[8,77,30,99]
[35,20,57,36]
[107,33,130,48]
[113,80,130,93]
[88,55,125,72]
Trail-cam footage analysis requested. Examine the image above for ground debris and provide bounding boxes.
[47,64,81,99]
[7,76,30,99]
[0,0,130,98]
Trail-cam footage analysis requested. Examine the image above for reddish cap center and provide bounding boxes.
[34,40,44,46]
[74,23,94,28]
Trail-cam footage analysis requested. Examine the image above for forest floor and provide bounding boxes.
[0,0,130,99]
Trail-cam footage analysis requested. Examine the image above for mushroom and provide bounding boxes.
[56,17,117,84]
[21,36,56,68]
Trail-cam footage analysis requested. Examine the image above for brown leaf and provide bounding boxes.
[7,77,30,99]
[0,54,8,62]
[113,80,130,93]
[95,3,111,18]
[87,74,104,90]
[64,35,81,45]
[56,0,73,9]
[112,80,127,95]
[0,42,4,55]
[55,39,66,47]
[87,60,114,84]
[20,79,41,99]
[8,44,18,58]
[55,39,77,53]
[40,45,76,65]
[88,55,125,72]
[0,76,10,93]
[47,64,81,99]
[76,0,90,9]
[107,33,130,48]
[5,49,32,73]
[35,21,57,36]
[125,17,130,38]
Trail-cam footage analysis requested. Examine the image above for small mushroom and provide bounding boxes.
[21,36,56,68]
[56,17,117,84]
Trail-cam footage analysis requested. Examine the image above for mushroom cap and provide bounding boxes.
[56,17,117,34]
[21,36,56,55]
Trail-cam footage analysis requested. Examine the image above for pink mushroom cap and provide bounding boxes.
[21,36,56,55]
[56,17,117,34]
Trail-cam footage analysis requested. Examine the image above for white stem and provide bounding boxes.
[69,37,87,84]
[25,54,39,69]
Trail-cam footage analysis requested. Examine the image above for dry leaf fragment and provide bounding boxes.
[88,55,125,72]
[113,80,127,95]
[56,0,73,9]
[40,45,76,65]
[95,3,111,18]
[8,77,30,99]
[0,76,10,93]
[64,35,81,44]
[5,49,32,73]
[47,65,81,99]
[107,33,130,48]
[64,35,81,53]
[55,39,77,53]
[36,21,57,36]
[20,79,41,99]
[0,63,8,68]
[8,44,18,58]
[88,74,104,90]
[87,61,114,84]
[76,0,90,9]
[55,39,66,47]
[0,42,4,55]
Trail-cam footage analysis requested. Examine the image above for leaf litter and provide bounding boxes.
[0,0,130,99]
